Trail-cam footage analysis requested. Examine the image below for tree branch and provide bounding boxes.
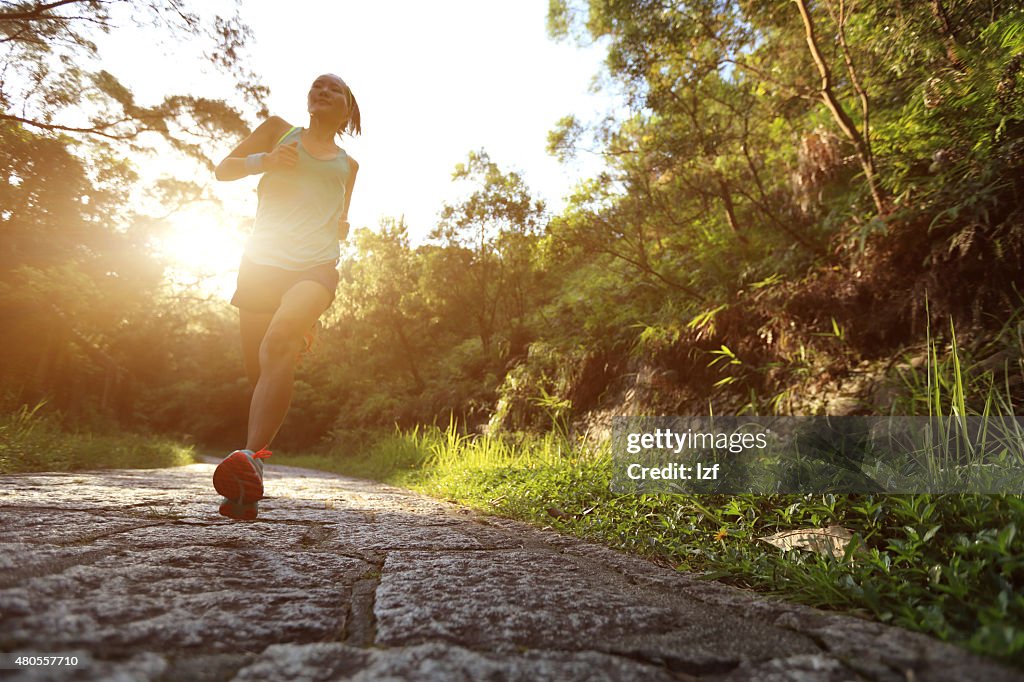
[793,0,886,213]
[828,0,874,168]
[0,0,107,23]
[0,112,135,140]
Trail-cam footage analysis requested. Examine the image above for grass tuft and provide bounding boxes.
[0,402,194,474]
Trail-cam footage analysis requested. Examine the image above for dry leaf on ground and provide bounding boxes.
[758,525,863,560]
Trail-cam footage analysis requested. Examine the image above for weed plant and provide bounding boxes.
[0,402,193,473]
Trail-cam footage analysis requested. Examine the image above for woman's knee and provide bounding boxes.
[259,324,302,364]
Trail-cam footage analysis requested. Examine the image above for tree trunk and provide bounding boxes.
[716,176,747,243]
[794,0,887,214]
[391,322,425,391]
[930,0,966,70]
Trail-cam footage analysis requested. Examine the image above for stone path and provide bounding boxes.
[0,461,1020,681]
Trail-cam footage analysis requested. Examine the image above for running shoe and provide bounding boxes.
[213,448,271,520]
[300,320,321,357]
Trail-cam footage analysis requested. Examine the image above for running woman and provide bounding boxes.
[211,73,360,519]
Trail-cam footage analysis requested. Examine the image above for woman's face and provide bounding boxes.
[307,74,350,122]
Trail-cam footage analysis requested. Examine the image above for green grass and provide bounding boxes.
[0,402,194,474]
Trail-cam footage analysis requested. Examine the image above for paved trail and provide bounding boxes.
[0,462,1020,681]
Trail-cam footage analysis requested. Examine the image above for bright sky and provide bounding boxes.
[243,1,612,237]
[99,0,614,295]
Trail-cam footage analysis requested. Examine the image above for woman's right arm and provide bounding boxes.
[214,116,292,181]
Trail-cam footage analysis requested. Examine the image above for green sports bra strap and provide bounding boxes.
[276,125,300,146]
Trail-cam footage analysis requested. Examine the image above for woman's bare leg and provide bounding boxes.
[239,309,273,389]
[245,280,331,451]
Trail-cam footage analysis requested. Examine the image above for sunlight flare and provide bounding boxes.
[151,205,244,300]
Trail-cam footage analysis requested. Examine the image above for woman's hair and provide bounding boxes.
[340,87,361,137]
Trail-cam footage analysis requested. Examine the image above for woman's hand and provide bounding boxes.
[215,116,291,181]
[264,141,299,172]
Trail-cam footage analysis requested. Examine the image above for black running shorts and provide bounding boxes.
[230,257,339,314]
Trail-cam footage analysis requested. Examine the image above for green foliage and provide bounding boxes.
[432,150,548,356]
[892,311,1024,418]
[287,152,558,438]
[490,342,581,432]
[546,115,584,163]
[0,401,193,473]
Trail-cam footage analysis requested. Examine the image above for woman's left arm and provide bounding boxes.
[338,157,359,240]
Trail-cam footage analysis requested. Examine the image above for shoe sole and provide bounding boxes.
[219,499,259,520]
[213,451,264,505]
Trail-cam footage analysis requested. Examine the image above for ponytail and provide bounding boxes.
[340,90,361,137]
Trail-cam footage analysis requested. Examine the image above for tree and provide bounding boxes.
[792,0,885,213]
[548,0,1024,218]
[0,0,266,162]
[431,150,546,357]
[0,119,163,416]
[0,0,266,426]
[339,219,430,392]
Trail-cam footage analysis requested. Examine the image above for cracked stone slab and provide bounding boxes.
[1,462,1022,682]
[374,548,821,675]
[232,642,683,682]
[325,511,526,551]
[2,543,369,653]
